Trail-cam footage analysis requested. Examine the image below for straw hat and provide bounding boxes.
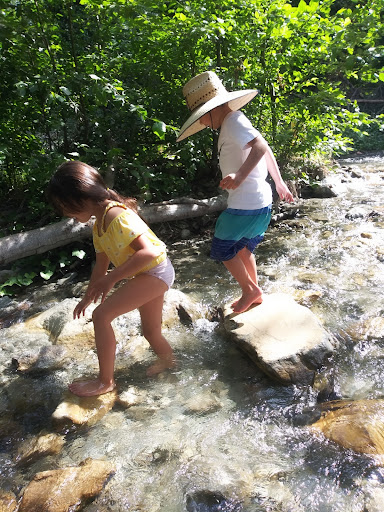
[176,71,258,142]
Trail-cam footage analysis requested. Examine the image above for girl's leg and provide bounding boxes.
[69,274,168,397]
[139,294,175,376]
[223,251,263,314]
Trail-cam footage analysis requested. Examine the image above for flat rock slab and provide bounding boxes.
[311,399,384,459]
[222,293,335,386]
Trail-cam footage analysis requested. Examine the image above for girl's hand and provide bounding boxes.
[87,274,115,304]
[275,181,294,203]
[73,296,93,319]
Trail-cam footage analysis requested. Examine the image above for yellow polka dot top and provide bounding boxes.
[93,201,166,275]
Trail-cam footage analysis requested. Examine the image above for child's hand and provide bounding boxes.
[87,274,115,304]
[73,296,93,319]
[275,182,294,203]
[219,173,242,190]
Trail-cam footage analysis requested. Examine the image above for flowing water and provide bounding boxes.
[1,155,384,511]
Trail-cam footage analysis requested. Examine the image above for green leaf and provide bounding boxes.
[40,270,54,281]
[18,272,37,286]
[72,249,86,259]
[59,86,71,96]
[15,81,27,97]
[152,121,166,139]
[175,12,187,21]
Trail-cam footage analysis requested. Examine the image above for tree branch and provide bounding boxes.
[0,196,227,266]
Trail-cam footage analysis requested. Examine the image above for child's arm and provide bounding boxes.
[73,251,110,318]
[219,135,268,190]
[264,145,294,203]
[86,234,161,304]
[220,136,294,203]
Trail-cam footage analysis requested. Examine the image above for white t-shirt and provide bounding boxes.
[218,111,272,210]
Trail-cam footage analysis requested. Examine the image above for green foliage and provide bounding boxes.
[341,113,384,153]
[0,0,383,235]
[0,245,90,297]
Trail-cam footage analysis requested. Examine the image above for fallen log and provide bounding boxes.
[0,196,227,266]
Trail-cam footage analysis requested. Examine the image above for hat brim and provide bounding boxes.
[176,89,258,142]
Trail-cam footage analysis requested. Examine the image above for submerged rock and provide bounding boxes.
[347,316,384,342]
[222,293,335,386]
[345,206,367,220]
[18,458,114,512]
[118,386,148,408]
[311,399,384,460]
[292,289,323,307]
[0,490,18,512]
[52,390,117,429]
[15,432,65,467]
[186,490,241,512]
[364,486,384,512]
[11,345,68,374]
[184,391,222,415]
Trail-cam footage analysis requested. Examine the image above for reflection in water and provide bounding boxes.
[0,156,384,510]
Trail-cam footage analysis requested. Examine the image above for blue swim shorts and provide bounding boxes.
[210,205,272,262]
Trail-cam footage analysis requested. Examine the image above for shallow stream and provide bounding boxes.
[1,155,384,511]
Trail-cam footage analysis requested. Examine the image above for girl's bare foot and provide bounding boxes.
[68,378,116,397]
[232,290,263,314]
[146,356,176,377]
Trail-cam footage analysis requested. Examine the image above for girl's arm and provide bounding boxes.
[73,251,110,318]
[107,234,159,285]
[263,146,294,203]
[87,234,161,304]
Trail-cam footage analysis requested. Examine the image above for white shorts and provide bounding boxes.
[143,257,175,289]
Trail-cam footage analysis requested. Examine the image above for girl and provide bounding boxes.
[47,161,175,397]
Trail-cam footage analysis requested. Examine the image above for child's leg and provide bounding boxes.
[223,250,263,314]
[231,247,263,309]
[69,274,168,397]
[239,247,258,285]
[139,294,175,376]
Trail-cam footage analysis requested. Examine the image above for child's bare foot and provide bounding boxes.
[232,294,263,309]
[68,378,116,397]
[146,356,176,377]
[232,290,263,314]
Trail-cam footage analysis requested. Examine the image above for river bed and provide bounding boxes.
[1,155,384,511]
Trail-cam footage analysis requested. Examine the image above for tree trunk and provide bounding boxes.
[0,196,227,266]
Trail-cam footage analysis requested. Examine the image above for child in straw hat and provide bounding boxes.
[177,71,294,314]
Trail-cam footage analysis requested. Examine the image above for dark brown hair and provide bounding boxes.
[46,161,137,216]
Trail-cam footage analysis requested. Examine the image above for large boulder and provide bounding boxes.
[310,399,384,460]
[18,458,114,512]
[222,293,335,386]
[24,298,96,348]
[162,288,205,327]
[4,289,202,379]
